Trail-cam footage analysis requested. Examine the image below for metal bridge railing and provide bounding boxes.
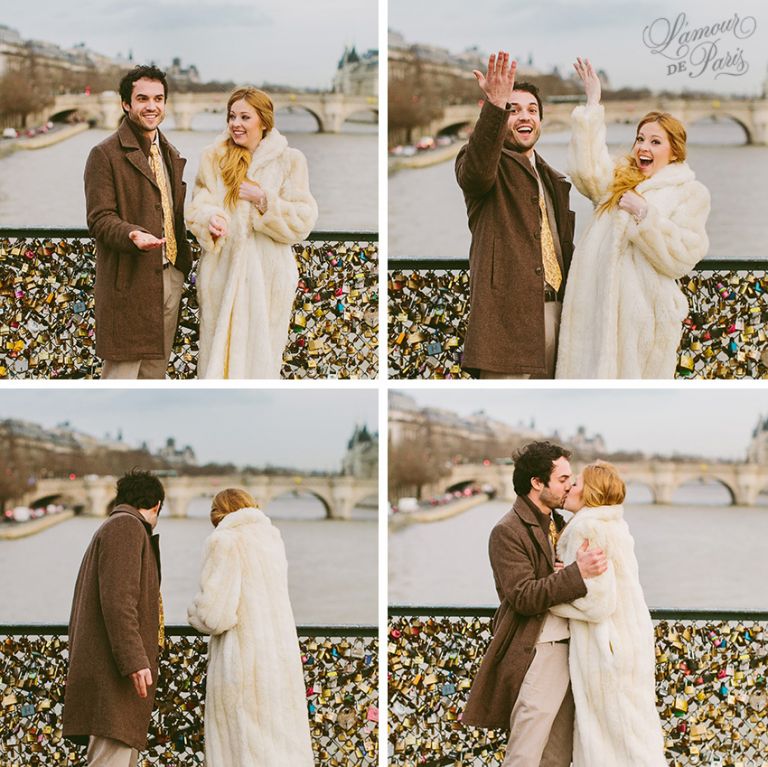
[0,229,378,379]
[388,258,768,379]
[0,623,378,766]
[388,606,768,767]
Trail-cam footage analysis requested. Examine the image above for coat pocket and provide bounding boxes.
[114,253,129,293]
[493,611,520,663]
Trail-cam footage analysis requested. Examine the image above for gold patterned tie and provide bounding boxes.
[158,592,165,649]
[538,184,561,292]
[548,517,560,556]
[148,143,177,265]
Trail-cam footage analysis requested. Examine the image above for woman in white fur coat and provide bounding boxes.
[186,88,318,379]
[550,461,666,767]
[187,488,314,766]
[556,58,710,379]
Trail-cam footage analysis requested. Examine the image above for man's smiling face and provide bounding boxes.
[505,91,542,156]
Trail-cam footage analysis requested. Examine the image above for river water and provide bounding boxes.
[389,485,768,610]
[0,112,377,231]
[389,120,768,261]
[0,496,377,625]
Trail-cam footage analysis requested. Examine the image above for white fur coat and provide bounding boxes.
[186,129,318,379]
[550,505,666,767]
[187,508,314,766]
[556,104,710,379]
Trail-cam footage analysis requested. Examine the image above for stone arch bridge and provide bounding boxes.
[431,97,768,145]
[430,460,768,507]
[19,474,377,520]
[49,91,378,133]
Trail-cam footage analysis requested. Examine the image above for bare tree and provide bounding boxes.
[389,436,448,500]
[0,70,53,128]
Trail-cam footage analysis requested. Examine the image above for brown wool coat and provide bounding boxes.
[84,118,192,361]
[456,101,576,376]
[461,496,587,730]
[63,505,161,750]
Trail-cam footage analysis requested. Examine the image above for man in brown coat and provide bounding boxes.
[63,470,164,766]
[456,52,575,378]
[462,442,608,766]
[85,65,192,379]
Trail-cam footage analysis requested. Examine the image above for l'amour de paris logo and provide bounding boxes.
[642,12,757,79]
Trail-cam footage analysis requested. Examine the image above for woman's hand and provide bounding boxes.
[239,180,268,213]
[573,57,601,106]
[472,51,518,110]
[208,213,228,240]
[618,190,648,222]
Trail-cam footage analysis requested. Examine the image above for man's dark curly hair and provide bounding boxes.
[512,441,571,495]
[114,469,165,510]
[119,64,168,108]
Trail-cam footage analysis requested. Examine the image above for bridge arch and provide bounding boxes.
[263,487,332,519]
[669,475,737,506]
[688,114,752,145]
[624,480,656,505]
[27,491,88,514]
[341,106,378,127]
[276,105,324,133]
[436,120,472,138]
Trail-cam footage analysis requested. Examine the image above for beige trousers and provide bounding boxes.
[101,265,185,380]
[478,301,562,380]
[501,641,574,767]
[87,736,138,767]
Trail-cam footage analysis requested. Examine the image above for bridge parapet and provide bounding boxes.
[389,606,768,767]
[431,460,768,506]
[0,623,377,766]
[50,92,378,132]
[428,98,768,144]
[0,229,378,380]
[21,474,378,520]
[389,257,768,380]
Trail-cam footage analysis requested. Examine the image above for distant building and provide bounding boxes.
[157,437,197,467]
[0,24,124,79]
[388,29,538,99]
[567,425,606,460]
[167,57,200,87]
[748,416,768,463]
[389,391,541,457]
[333,45,378,96]
[342,424,378,479]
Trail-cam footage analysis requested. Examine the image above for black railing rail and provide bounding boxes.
[388,605,768,620]
[389,256,767,271]
[0,622,378,636]
[1,228,378,242]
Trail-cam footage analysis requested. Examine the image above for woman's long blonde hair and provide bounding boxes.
[581,461,626,507]
[220,87,275,209]
[597,111,687,215]
[210,487,259,527]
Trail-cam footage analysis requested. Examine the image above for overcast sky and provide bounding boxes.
[390,0,767,96]
[4,0,378,88]
[0,389,377,471]
[393,387,767,461]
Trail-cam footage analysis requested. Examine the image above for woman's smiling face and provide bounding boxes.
[632,120,675,176]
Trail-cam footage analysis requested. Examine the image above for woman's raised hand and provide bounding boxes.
[473,51,518,109]
[574,57,601,106]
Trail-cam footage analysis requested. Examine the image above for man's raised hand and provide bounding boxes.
[472,51,517,109]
